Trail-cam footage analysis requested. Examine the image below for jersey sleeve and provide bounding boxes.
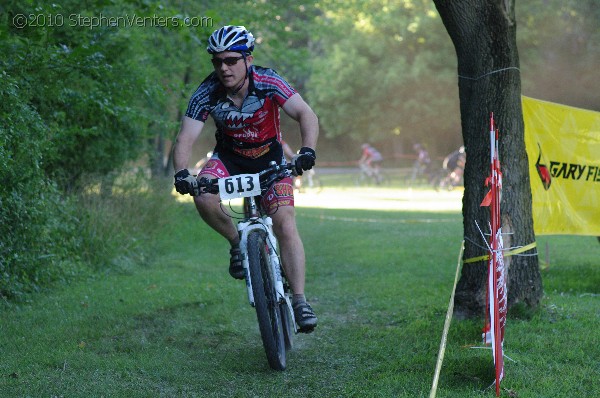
[252,67,297,107]
[185,73,219,122]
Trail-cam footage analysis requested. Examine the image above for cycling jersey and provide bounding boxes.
[185,65,296,163]
[362,145,383,163]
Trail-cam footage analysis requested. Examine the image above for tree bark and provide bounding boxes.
[433,0,543,318]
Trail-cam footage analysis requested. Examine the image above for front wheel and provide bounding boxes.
[280,291,295,350]
[247,230,286,370]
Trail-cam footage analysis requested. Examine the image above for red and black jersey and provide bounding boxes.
[185,65,296,162]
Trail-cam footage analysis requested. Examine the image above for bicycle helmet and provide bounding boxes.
[207,25,255,54]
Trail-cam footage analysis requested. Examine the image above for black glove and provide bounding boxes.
[174,169,200,196]
[292,147,316,176]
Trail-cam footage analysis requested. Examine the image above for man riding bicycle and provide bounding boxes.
[442,145,466,187]
[358,143,384,184]
[172,25,319,332]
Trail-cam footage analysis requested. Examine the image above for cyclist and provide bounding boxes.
[441,145,466,188]
[172,25,318,332]
[409,143,432,184]
[358,143,384,184]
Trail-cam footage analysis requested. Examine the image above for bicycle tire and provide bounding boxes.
[280,293,294,350]
[247,229,286,370]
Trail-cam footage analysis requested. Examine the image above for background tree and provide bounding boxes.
[432,0,543,318]
[306,0,462,160]
[516,0,600,111]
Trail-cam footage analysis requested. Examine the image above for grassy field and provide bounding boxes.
[1,183,599,397]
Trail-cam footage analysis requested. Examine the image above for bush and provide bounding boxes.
[0,2,165,300]
[0,165,172,301]
[74,170,172,275]
[0,73,76,299]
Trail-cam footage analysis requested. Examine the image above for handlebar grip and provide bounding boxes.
[188,177,219,196]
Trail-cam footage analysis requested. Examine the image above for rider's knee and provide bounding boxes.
[194,193,219,214]
[272,211,298,238]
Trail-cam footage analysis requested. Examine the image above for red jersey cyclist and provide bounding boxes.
[358,143,384,184]
[171,25,319,332]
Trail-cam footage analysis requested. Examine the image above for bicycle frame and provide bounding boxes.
[236,192,296,332]
[192,162,299,362]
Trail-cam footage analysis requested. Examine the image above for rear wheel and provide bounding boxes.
[247,230,286,370]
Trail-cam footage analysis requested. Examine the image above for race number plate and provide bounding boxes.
[218,174,261,200]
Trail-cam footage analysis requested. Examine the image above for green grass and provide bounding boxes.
[1,189,599,397]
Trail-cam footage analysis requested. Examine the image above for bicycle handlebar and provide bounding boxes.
[190,162,295,196]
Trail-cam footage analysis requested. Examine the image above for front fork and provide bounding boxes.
[237,216,286,306]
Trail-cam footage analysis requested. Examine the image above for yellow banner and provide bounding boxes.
[523,96,600,236]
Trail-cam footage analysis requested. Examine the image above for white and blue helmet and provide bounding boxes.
[207,25,255,54]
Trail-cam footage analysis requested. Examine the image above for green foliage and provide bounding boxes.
[0,0,200,297]
[1,1,156,188]
[75,172,173,274]
[306,0,458,149]
[516,0,600,109]
[0,22,169,298]
[0,61,77,299]
[303,0,600,156]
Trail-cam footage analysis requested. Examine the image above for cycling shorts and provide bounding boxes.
[198,152,294,212]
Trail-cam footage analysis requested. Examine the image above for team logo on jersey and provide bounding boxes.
[214,94,265,130]
[273,182,293,197]
[202,159,228,178]
[233,144,270,159]
[205,160,218,170]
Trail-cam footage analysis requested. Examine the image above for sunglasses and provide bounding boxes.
[211,56,244,67]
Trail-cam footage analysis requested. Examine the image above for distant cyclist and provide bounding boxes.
[410,143,432,184]
[440,145,466,189]
[358,143,384,184]
[171,25,318,332]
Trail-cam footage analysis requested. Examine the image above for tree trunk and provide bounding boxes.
[433,0,543,318]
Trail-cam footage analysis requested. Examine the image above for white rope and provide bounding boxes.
[458,67,520,81]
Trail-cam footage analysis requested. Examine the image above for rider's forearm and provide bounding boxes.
[298,108,319,150]
[173,141,192,172]
[282,94,318,150]
[173,117,204,171]
[173,131,196,171]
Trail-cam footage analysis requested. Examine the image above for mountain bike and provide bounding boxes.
[190,162,296,370]
[356,161,387,186]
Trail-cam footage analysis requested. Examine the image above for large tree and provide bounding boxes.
[432,0,543,318]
